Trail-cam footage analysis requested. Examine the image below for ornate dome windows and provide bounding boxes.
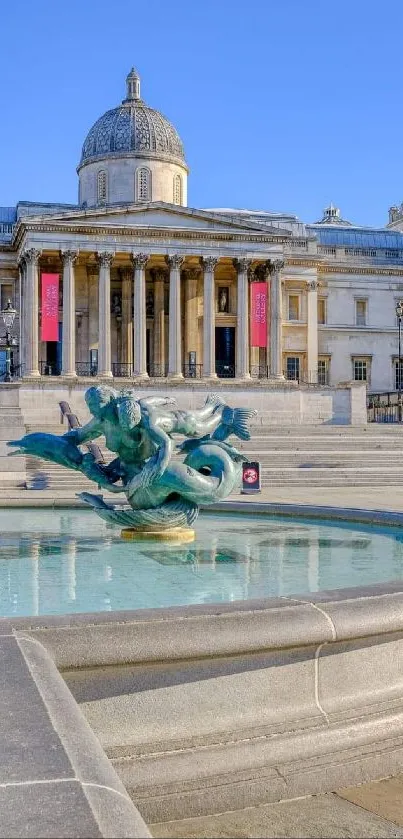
[173,173,182,205]
[97,170,107,203]
[136,167,151,202]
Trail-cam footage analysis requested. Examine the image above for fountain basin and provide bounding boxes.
[2,505,403,823]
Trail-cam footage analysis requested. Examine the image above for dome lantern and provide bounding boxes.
[125,67,141,102]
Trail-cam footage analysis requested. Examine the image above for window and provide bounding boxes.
[353,358,369,382]
[395,360,403,391]
[318,358,329,385]
[286,357,300,381]
[318,297,327,324]
[0,284,13,311]
[97,170,107,202]
[136,167,151,202]
[173,174,182,205]
[355,299,367,326]
[288,294,300,321]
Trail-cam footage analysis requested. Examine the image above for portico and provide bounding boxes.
[15,203,318,383]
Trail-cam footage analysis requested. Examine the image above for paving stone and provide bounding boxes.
[0,780,101,838]
[150,793,403,838]
[337,776,403,827]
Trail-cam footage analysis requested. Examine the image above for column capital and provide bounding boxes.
[233,257,252,273]
[22,248,41,266]
[97,251,114,268]
[60,249,78,265]
[131,252,149,269]
[307,279,319,292]
[255,260,271,281]
[268,259,285,275]
[201,256,218,272]
[151,267,168,283]
[166,254,184,270]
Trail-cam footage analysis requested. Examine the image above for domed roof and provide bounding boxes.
[78,68,186,168]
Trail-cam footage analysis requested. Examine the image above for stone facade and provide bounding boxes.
[1,70,403,394]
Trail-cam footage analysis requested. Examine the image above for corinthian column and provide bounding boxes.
[152,268,167,376]
[166,254,184,378]
[23,248,41,377]
[307,278,319,383]
[234,257,251,379]
[269,259,285,379]
[132,253,149,378]
[121,266,133,372]
[61,250,78,377]
[202,257,218,378]
[18,256,26,372]
[97,251,113,377]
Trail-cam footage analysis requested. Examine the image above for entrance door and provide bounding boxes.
[215,326,235,378]
[45,322,62,375]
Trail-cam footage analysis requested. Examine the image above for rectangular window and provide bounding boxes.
[288,294,299,321]
[318,298,327,324]
[353,359,368,382]
[318,358,329,385]
[0,284,13,311]
[286,357,300,381]
[355,299,367,326]
[395,360,403,391]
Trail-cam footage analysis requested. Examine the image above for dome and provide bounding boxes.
[78,68,186,169]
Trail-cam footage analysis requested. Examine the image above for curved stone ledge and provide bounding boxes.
[3,577,403,823]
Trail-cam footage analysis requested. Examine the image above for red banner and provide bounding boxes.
[41,273,59,341]
[250,282,267,347]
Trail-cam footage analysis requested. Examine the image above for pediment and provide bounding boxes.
[18,202,291,238]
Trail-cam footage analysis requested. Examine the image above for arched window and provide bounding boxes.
[97,170,107,202]
[136,167,151,202]
[173,173,182,205]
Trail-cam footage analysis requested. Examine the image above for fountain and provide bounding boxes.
[8,386,257,541]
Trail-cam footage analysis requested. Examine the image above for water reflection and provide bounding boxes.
[0,510,402,617]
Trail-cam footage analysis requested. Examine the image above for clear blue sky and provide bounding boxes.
[1,0,402,227]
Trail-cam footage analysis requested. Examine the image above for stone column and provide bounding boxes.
[23,248,41,377]
[248,265,259,376]
[202,257,218,378]
[132,253,149,378]
[97,251,113,378]
[152,268,166,376]
[18,256,26,372]
[307,279,319,384]
[234,258,251,379]
[121,266,133,372]
[269,259,285,379]
[184,266,201,374]
[87,263,99,371]
[61,250,78,377]
[166,254,184,378]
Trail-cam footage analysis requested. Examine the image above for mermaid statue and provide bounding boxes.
[8,387,257,540]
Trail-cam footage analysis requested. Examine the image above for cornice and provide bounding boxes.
[319,264,403,277]
[286,258,320,268]
[13,222,290,250]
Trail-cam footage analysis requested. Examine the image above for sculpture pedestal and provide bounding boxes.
[121,527,195,543]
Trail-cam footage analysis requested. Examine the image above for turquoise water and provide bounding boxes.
[0,509,403,617]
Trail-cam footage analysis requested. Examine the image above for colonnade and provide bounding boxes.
[17,248,310,380]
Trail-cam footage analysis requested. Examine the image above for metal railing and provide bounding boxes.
[367,391,402,423]
[250,365,269,379]
[284,368,330,386]
[0,363,23,382]
[216,362,235,379]
[182,363,203,379]
[112,363,133,378]
[40,360,61,376]
[76,361,98,376]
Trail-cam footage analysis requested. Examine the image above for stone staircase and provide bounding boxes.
[0,408,27,487]
[19,419,403,490]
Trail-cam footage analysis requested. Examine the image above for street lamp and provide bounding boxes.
[396,300,403,421]
[0,300,17,383]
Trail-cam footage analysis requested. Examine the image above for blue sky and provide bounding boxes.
[1,0,402,227]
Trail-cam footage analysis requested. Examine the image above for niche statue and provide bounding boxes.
[9,388,257,541]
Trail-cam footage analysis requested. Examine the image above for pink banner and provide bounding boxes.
[250,282,268,347]
[41,273,59,341]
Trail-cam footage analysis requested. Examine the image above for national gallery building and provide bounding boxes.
[2,67,403,394]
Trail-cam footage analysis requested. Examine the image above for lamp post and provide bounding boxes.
[396,300,403,422]
[1,300,17,382]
